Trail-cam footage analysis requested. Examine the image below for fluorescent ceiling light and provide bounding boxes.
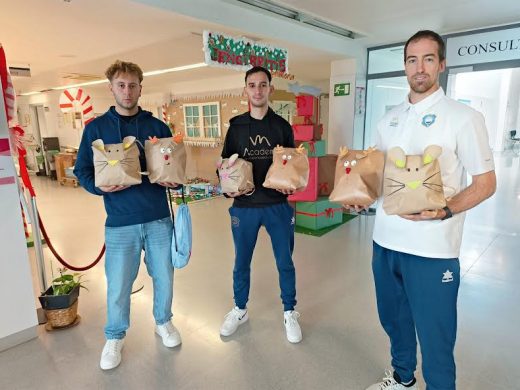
[236,0,358,39]
[143,62,207,76]
[51,79,107,90]
[19,91,42,96]
[18,62,208,96]
[375,85,409,90]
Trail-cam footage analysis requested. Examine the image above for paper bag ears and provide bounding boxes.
[387,145,442,168]
[217,153,239,168]
[92,136,137,151]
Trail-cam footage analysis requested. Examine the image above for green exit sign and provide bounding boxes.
[334,83,350,96]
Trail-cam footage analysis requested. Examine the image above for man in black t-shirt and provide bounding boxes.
[219,66,302,343]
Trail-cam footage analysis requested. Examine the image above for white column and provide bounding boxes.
[327,59,357,153]
[0,84,38,352]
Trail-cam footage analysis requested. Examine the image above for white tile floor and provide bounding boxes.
[1,152,519,389]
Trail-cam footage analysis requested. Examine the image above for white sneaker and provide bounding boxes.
[366,370,419,390]
[155,321,182,348]
[284,310,302,343]
[100,338,124,370]
[220,307,248,336]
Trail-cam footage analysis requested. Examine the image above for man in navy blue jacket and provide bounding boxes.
[74,60,181,370]
[219,66,302,343]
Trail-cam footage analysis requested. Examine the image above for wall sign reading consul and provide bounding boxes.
[447,26,520,67]
[203,30,288,73]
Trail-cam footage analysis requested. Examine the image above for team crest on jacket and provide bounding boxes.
[421,114,436,127]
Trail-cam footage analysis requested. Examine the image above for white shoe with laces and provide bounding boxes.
[366,370,419,390]
[283,310,302,343]
[155,321,182,348]
[220,307,248,336]
[100,338,124,370]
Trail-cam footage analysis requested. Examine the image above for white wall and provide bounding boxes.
[0,86,38,351]
[327,59,357,153]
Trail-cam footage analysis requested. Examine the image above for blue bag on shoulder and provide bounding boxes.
[168,188,192,269]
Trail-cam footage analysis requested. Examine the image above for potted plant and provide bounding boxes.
[38,267,88,329]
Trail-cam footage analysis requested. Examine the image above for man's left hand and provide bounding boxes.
[399,209,446,221]
[277,188,295,195]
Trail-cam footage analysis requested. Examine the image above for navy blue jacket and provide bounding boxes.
[74,107,171,227]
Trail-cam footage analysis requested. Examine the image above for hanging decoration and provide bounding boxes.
[162,103,168,123]
[59,88,95,126]
[203,30,288,73]
[272,70,295,80]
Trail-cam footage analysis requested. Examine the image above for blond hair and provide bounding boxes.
[105,60,143,83]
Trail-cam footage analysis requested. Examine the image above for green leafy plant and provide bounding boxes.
[50,268,88,296]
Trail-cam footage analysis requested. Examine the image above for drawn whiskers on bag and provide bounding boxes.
[385,171,443,196]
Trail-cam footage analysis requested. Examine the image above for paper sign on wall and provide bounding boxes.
[0,138,15,186]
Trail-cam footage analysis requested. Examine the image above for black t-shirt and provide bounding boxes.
[221,109,295,207]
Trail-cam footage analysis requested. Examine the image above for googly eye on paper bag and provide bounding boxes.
[217,153,254,194]
[263,145,309,191]
[92,136,142,187]
[382,145,446,215]
[145,134,187,184]
[328,146,384,206]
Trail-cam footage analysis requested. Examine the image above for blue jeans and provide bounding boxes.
[229,203,296,311]
[104,217,174,339]
[372,241,460,390]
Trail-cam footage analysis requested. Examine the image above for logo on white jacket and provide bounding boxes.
[442,269,454,283]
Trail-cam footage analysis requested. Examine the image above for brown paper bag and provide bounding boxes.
[217,153,254,193]
[145,135,187,184]
[318,154,337,196]
[383,145,446,215]
[329,147,384,205]
[263,145,309,191]
[92,136,142,187]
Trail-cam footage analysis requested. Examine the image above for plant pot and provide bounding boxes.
[45,299,78,328]
[38,284,80,310]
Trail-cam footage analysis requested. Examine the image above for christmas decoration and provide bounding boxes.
[59,88,95,126]
[203,30,288,73]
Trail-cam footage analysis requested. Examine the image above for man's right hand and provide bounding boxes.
[99,185,130,193]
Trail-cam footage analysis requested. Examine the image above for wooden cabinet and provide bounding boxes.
[54,153,78,187]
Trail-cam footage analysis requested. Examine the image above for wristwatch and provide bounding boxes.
[441,206,453,220]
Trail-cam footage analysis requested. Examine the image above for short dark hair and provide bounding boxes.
[404,30,446,62]
[245,66,272,84]
[105,60,144,83]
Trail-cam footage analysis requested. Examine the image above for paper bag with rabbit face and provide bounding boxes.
[92,136,142,187]
[263,145,309,191]
[383,145,446,215]
[217,153,254,193]
[145,135,187,184]
[328,147,384,206]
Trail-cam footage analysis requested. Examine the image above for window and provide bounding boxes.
[271,100,296,123]
[183,102,222,147]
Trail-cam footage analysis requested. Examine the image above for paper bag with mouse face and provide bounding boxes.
[145,134,187,184]
[217,153,254,194]
[263,145,309,191]
[328,146,384,206]
[383,145,446,215]
[92,136,141,187]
